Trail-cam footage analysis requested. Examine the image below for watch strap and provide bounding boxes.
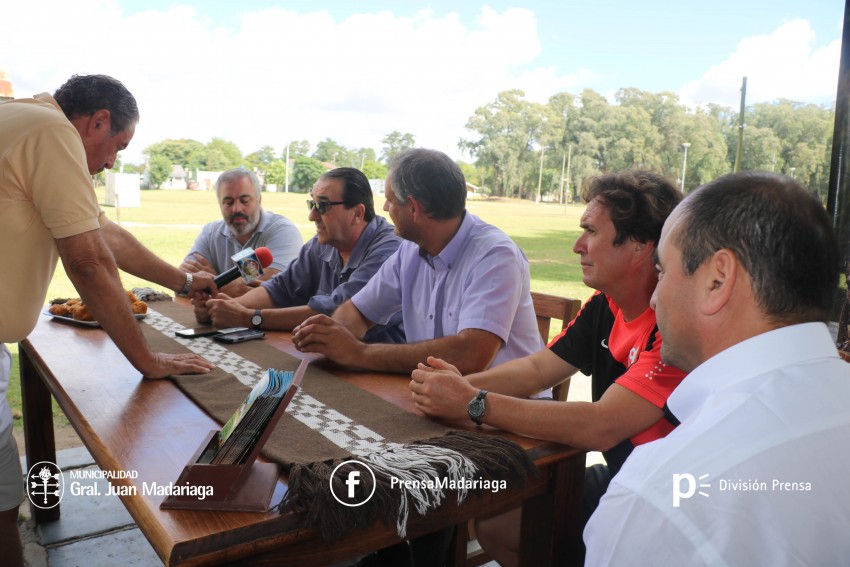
[178,272,193,295]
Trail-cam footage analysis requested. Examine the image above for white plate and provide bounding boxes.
[44,311,147,327]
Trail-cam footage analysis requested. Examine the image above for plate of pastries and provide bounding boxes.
[45,291,148,327]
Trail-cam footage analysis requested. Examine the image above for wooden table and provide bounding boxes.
[20,303,586,566]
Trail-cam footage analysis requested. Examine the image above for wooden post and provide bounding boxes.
[733,77,747,173]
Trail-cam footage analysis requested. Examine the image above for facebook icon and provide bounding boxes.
[330,460,376,507]
[346,470,361,499]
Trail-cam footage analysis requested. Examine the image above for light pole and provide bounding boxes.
[536,145,545,204]
[284,143,290,193]
[680,142,691,191]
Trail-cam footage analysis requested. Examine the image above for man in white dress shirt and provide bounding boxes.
[585,171,850,566]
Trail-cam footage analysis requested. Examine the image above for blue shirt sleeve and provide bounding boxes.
[261,238,318,307]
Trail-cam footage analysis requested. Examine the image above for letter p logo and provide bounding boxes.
[672,472,710,507]
[672,473,696,507]
[346,470,360,499]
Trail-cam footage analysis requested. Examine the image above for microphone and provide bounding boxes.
[213,247,273,288]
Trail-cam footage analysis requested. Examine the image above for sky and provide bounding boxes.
[1,0,844,165]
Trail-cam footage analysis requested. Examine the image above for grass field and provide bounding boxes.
[5,188,592,430]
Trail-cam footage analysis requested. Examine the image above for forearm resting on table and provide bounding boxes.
[466,348,576,398]
[232,290,317,330]
[331,300,373,338]
[361,329,501,375]
[57,231,158,374]
[259,305,318,331]
[482,383,664,450]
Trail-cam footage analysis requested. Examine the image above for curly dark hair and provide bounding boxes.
[580,170,683,245]
[53,74,139,135]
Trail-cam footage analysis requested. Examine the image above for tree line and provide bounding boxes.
[137,131,416,190]
[134,87,834,200]
[460,88,834,202]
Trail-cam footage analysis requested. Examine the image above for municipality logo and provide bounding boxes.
[329,460,376,507]
[27,461,65,509]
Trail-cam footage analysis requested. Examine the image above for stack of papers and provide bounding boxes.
[210,369,295,465]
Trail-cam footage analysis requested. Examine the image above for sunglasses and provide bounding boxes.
[306,199,347,215]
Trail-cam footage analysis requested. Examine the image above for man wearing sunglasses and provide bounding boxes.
[194,167,404,343]
[180,167,303,297]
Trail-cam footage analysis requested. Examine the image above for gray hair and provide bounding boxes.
[387,148,465,220]
[215,168,261,199]
[53,74,139,135]
[674,171,839,324]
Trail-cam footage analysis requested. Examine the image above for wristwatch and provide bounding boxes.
[178,272,193,296]
[251,309,263,329]
[467,390,489,426]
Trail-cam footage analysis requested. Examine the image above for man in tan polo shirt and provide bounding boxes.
[0,74,217,566]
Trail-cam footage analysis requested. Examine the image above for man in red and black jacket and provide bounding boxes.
[549,290,680,476]
[410,170,686,567]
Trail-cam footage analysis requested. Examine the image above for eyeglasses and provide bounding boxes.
[306,199,347,215]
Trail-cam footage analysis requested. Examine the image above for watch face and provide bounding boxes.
[251,315,262,326]
[467,390,488,425]
[469,399,485,417]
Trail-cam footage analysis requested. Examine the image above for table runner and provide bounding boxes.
[140,302,537,541]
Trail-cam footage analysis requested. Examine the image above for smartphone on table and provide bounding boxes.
[174,326,249,339]
[212,329,265,344]
[175,326,218,338]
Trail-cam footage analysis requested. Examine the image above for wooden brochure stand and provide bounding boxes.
[161,360,308,512]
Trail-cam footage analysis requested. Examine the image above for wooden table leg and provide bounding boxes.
[518,485,555,566]
[19,342,60,523]
[551,453,586,566]
[518,452,585,567]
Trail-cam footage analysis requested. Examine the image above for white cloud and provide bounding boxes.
[1,1,567,164]
[679,19,840,109]
[3,5,840,166]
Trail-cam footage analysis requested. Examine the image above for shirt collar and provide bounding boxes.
[418,211,471,270]
[347,216,381,269]
[668,322,839,422]
[34,92,63,114]
[319,216,383,270]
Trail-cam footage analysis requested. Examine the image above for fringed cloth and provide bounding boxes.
[140,302,537,541]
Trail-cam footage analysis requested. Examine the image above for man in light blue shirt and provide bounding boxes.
[293,148,543,375]
[195,168,404,343]
[181,168,302,297]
